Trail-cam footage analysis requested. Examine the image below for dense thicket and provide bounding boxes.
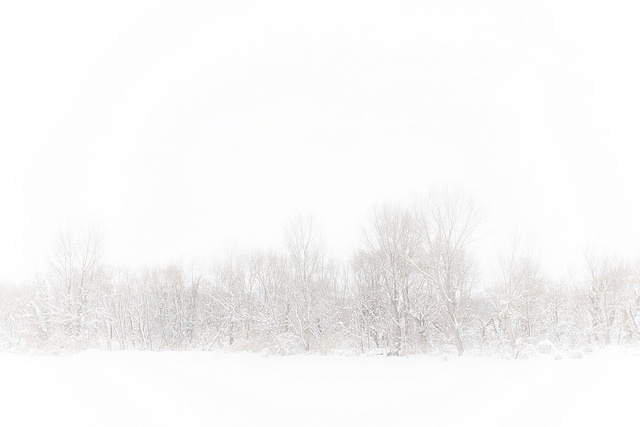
[1,190,639,356]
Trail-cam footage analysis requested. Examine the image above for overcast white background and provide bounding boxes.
[1,0,639,284]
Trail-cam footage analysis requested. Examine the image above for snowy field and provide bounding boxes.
[2,349,639,426]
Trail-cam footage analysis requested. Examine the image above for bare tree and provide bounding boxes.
[48,223,104,348]
[357,204,424,355]
[490,235,546,355]
[247,250,289,351]
[581,252,631,346]
[284,214,327,352]
[414,189,481,356]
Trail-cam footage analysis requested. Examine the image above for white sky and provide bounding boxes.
[1,0,640,284]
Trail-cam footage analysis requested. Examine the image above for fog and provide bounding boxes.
[2,0,639,284]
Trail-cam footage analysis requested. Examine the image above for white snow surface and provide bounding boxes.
[2,348,638,426]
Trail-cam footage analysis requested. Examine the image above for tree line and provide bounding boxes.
[1,189,639,356]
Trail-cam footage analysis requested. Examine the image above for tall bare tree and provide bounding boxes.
[48,223,104,348]
[414,189,481,355]
[357,204,424,354]
[490,235,546,355]
[284,214,326,352]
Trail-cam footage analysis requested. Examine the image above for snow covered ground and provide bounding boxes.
[2,348,638,426]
